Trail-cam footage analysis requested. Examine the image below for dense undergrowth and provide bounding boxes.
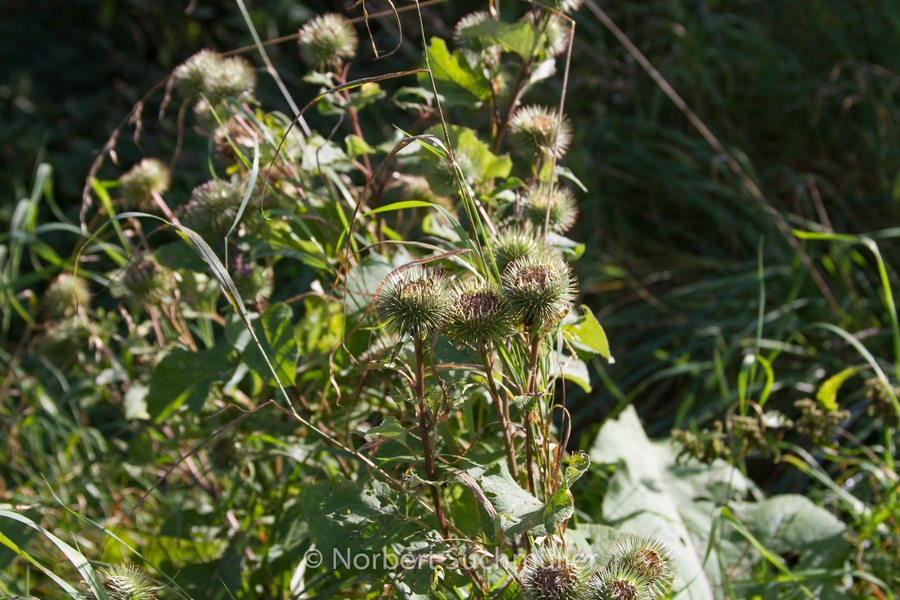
[2,1,900,599]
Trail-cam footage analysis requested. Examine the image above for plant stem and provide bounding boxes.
[482,348,519,480]
[415,338,449,538]
[523,334,543,494]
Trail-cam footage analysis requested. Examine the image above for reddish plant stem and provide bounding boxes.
[415,339,449,538]
[523,334,543,494]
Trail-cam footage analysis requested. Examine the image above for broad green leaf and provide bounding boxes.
[345,134,375,158]
[146,345,232,421]
[459,19,542,59]
[420,37,491,106]
[549,352,592,392]
[720,496,851,598]
[591,405,755,599]
[816,366,861,411]
[423,125,512,197]
[469,461,571,537]
[564,451,590,488]
[563,305,613,362]
[366,416,407,444]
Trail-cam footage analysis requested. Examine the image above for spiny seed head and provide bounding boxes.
[544,0,584,14]
[181,178,245,238]
[491,223,550,274]
[523,11,571,58]
[375,268,451,341]
[41,315,91,354]
[298,13,358,70]
[606,534,675,598]
[201,56,257,106]
[522,186,578,234]
[173,49,222,99]
[589,564,650,600]
[502,254,575,332]
[444,279,517,350]
[509,105,573,160]
[44,273,90,318]
[233,263,274,306]
[454,11,502,67]
[97,563,160,600]
[114,256,175,306]
[119,158,171,211]
[520,541,590,600]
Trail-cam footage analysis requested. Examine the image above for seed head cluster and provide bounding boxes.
[173,50,256,108]
[181,178,246,238]
[520,535,674,600]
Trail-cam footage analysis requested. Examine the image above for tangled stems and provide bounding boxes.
[481,346,519,480]
[414,337,449,539]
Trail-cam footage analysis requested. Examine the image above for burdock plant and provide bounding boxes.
[605,534,674,599]
[588,564,650,600]
[520,540,591,600]
[375,268,450,343]
[172,49,221,99]
[454,11,503,68]
[502,253,575,333]
[181,178,246,239]
[491,224,550,274]
[522,185,578,234]
[445,279,519,477]
[113,256,176,307]
[118,158,171,212]
[96,563,161,600]
[44,273,90,318]
[298,13,359,72]
[202,55,257,106]
[509,105,573,160]
[444,279,516,351]
[375,267,451,535]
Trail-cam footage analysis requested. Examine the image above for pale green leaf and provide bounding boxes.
[563,305,613,362]
[816,366,861,411]
[420,37,491,105]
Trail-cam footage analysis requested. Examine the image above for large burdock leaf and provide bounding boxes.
[465,461,574,538]
[589,405,754,600]
[720,495,853,598]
